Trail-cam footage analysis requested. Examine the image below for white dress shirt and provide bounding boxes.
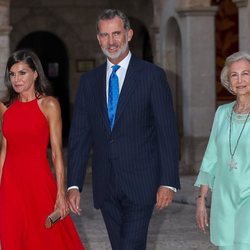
[106,51,131,102]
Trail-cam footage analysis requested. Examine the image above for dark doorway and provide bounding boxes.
[129,18,153,62]
[211,0,239,104]
[17,31,70,144]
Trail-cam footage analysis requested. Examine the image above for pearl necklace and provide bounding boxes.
[228,105,250,170]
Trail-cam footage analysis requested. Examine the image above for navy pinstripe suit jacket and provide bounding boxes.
[68,55,180,208]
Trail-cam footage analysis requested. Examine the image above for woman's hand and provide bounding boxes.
[55,193,69,219]
[196,196,208,233]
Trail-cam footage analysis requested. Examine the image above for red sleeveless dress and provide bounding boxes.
[0,99,84,250]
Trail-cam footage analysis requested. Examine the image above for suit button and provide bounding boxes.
[109,139,114,144]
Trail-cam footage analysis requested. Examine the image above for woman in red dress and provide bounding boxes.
[0,49,84,250]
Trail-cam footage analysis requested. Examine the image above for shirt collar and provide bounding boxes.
[107,51,131,71]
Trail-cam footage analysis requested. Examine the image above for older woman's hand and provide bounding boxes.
[196,196,208,233]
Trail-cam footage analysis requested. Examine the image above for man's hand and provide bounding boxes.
[67,189,82,215]
[156,186,174,210]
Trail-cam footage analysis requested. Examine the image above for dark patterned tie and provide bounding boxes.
[108,65,120,129]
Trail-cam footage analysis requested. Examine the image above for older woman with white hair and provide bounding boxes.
[195,51,250,250]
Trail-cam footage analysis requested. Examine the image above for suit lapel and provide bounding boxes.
[114,56,140,127]
[95,63,111,133]
[96,56,141,132]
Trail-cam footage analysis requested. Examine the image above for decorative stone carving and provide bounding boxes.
[178,0,211,8]
[232,0,248,8]
[0,0,9,6]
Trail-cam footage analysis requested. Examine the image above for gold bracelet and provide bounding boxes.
[196,195,207,201]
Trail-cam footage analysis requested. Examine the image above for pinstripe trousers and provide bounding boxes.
[100,168,154,250]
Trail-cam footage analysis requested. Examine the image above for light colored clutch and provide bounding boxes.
[45,209,61,229]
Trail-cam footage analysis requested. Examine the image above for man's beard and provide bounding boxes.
[101,40,128,60]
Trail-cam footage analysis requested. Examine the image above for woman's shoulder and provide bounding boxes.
[212,102,234,124]
[38,96,59,108]
[0,102,7,119]
[38,96,61,117]
[216,101,234,114]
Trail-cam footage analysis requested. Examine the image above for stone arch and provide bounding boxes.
[129,17,153,62]
[16,31,70,141]
[9,13,84,142]
[10,14,81,54]
[9,14,82,103]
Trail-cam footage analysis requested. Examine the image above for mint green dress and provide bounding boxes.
[195,101,250,247]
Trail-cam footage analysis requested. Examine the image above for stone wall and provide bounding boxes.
[0,0,10,98]
[9,0,154,103]
[0,0,249,174]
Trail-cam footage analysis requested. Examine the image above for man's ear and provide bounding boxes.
[127,29,133,42]
[97,34,101,45]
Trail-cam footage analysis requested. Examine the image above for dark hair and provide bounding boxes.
[96,9,131,34]
[3,49,52,105]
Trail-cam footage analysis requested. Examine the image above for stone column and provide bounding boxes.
[150,0,161,66]
[0,0,11,98]
[232,0,249,51]
[150,25,161,65]
[176,5,218,173]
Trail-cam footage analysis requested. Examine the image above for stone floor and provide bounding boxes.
[71,175,216,250]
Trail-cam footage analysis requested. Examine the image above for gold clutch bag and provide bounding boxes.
[45,209,61,229]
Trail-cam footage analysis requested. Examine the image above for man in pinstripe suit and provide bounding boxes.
[67,9,180,250]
